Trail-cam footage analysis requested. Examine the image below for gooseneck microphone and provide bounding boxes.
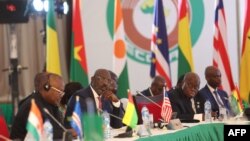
[97,108,123,121]
[43,108,67,132]
[135,91,162,108]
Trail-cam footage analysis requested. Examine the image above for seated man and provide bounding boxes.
[139,75,166,96]
[199,66,233,119]
[64,69,124,134]
[60,82,83,116]
[168,72,205,120]
[10,72,65,140]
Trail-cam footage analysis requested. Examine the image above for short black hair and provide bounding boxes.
[60,82,83,105]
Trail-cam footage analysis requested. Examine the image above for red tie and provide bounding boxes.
[98,97,102,110]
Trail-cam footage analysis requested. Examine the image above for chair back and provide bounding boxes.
[133,94,163,124]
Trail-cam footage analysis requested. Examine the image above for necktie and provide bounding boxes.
[213,90,224,107]
[191,98,196,113]
[98,96,102,110]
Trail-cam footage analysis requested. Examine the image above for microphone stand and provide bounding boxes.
[43,108,67,131]
[136,91,162,108]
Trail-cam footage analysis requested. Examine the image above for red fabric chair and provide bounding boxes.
[0,114,9,141]
[133,94,163,124]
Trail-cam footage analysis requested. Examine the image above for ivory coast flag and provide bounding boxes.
[46,0,61,75]
[113,0,129,98]
[240,0,250,105]
[70,0,89,87]
[177,0,194,77]
[25,99,43,141]
[122,90,138,128]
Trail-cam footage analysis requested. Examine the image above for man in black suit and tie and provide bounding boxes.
[140,75,166,96]
[64,69,124,136]
[199,66,233,119]
[168,72,205,120]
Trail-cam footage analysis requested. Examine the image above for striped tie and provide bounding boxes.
[213,90,224,107]
[98,96,102,110]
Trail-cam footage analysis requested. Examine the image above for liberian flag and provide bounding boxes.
[178,0,194,77]
[213,0,235,95]
[70,96,83,139]
[25,99,43,141]
[161,87,172,123]
[70,0,89,87]
[113,0,129,98]
[46,0,61,75]
[150,0,172,89]
[240,0,250,105]
[122,90,138,128]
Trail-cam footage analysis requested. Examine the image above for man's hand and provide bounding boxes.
[68,128,78,139]
[103,91,119,102]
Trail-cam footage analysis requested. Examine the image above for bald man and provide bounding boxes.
[168,72,205,120]
[140,75,166,96]
[199,66,233,119]
[11,72,65,140]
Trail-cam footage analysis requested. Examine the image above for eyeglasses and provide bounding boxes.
[95,76,111,83]
[51,86,65,97]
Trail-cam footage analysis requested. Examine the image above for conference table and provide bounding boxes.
[108,120,250,141]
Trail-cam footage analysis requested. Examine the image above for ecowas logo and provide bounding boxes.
[106,0,204,64]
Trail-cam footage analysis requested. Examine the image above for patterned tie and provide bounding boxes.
[98,96,102,110]
[213,90,224,107]
[191,98,196,113]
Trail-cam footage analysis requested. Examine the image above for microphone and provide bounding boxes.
[43,108,67,132]
[135,91,162,108]
[97,108,123,121]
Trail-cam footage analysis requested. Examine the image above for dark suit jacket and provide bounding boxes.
[64,86,124,130]
[168,87,205,120]
[141,88,152,96]
[199,85,232,116]
[10,92,64,140]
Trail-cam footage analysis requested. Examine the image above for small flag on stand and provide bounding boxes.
[25,99,43,141]
[122,90,138,128]
[83,98,103,141]
[70,96,83,139]
[161,87,172,123]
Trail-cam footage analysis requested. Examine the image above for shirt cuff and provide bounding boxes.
[112,100,121,108]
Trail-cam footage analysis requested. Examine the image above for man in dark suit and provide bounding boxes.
[10,72,65,140]
[140,75,166,96]
[168,72,205,120]
[199,66,233,118]
[64,69,124,133]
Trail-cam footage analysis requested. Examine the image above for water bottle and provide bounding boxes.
[43,119,53,141]
[141,106,150,130]
[204,100,212,122]
[102,111,111,139]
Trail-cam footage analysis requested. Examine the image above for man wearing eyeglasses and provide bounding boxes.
[64,69,124,136]
[10,72,65,140]
[168,72,205,121]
